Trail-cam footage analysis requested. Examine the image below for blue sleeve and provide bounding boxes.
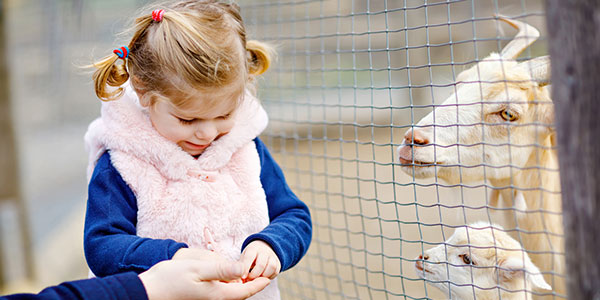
[242,138,312,272]
[84,152,188,277]
[1,272,147,300]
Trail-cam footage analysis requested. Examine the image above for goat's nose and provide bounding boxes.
[418,254,429,260]
[404,129,429,145]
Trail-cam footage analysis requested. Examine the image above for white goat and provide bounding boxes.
[398,17,563,298]
[415,222,551,300]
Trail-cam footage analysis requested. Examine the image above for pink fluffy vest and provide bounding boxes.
[85,86,279,299]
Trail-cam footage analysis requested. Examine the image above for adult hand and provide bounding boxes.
[173,248,243,283]
[240,240,281,280]
[139,259,270,300]
[173,247,226,261]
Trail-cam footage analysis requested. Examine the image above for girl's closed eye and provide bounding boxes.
[177,117,196,125]
[178,114,230,124]
[217,113,232,120]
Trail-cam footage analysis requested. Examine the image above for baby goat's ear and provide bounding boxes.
[498,256,552,291]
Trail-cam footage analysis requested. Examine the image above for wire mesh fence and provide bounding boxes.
[241,0,562,299]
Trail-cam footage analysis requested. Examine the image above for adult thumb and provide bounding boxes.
[190,260,244,281]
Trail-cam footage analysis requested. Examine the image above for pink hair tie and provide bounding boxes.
[152,9,164,22]
[113,46,129,60]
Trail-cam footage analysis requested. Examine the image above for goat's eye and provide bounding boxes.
[460,254,474,265]
[500,110,518,122]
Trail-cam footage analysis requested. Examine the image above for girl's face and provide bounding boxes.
[145,89,240,156]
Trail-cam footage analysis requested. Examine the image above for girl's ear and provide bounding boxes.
[138,92,152,107]
[130,76,152,107]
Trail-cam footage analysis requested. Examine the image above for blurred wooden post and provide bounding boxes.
[546,1,600,299]
[0,0,35,284]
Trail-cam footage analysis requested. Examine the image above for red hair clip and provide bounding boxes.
[152,9,164,22]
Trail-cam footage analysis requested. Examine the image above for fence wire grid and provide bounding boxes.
[241,0,563,299]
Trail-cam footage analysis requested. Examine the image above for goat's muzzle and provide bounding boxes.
[398,129,432,165]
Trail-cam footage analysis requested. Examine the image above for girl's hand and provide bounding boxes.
[240,240,281,280]
[140,259,270,300]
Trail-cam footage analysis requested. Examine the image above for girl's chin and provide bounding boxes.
[184,148,205,156]
[178,144,206,156]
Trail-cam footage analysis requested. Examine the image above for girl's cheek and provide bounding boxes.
[225,119,236,131]
[162,123,194,142]
[181,125,199,138]
[217,119,235,133]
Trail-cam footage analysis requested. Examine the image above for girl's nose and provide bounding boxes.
[195,121,218,141]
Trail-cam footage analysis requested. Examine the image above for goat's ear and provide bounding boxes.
[518,56,550,86]
[530,88,555,132]
[498,256,552,291]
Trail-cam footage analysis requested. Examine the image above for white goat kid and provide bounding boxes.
[398,17,563,298]
[415,222,551,300]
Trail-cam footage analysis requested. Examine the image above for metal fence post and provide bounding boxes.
[547,1,600,299]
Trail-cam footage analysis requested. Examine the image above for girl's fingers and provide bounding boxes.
[248,253,268,279]
[262,256,277,279]
[240,248,258,279]
[268,256,282,279]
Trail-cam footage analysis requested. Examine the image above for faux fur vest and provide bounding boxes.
[84,85,279,299]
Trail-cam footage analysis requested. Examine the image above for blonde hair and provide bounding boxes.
[91,0,274,106]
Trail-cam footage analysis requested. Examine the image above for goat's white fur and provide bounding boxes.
[398,17,563,298]
[415,222,551,300]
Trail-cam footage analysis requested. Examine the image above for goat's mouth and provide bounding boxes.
[398,145,439,166]
[415,262,434,275]
[399,157,436,166]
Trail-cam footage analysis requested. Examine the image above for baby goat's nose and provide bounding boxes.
[404,129,429,145]
[418,254,430,260]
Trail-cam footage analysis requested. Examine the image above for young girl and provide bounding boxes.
[83,1,312,299]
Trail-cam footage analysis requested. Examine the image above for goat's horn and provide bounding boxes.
[497,16,540,59]
[518,55,551,86]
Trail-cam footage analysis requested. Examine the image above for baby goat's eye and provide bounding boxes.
[500,109,518,122]
[459,254,475,265]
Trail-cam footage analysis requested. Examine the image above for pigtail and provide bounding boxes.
[91,54,129,101]
[246,40,275,76]
[91,16,154,101]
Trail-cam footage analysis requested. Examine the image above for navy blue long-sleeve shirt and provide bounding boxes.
[84,138,311,277]
[1,272,146,300]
